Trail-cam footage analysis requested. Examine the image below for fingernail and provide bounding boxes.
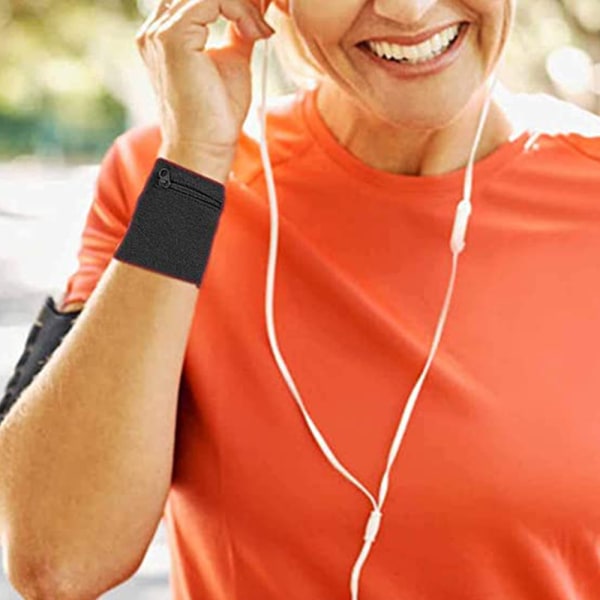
[259,20,275,37]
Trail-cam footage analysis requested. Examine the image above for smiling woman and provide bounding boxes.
[2,1,600,600]
[268,0,517,176]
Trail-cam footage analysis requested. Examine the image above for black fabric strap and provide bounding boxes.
[114,158,226,287]
[0,296,82,424]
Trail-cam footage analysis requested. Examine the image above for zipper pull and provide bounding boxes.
[158,167,171,188]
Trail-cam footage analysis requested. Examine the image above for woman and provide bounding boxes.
[2,0,600,598]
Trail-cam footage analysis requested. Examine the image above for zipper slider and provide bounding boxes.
[158,167,171,188]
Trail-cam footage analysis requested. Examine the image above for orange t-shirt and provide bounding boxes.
[62,86,600,599]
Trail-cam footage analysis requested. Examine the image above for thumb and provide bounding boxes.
[224,20,260,60]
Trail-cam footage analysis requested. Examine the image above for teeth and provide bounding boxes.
[406,45,418,61]
[366,24,462,64]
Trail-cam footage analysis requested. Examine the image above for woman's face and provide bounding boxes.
[281,0,515,129]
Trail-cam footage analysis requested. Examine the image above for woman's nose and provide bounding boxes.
[372,0,438,24]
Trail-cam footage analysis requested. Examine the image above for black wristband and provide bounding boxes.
[114,158,225,287]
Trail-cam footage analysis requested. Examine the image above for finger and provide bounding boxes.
[148,0,216,62]
[179,0,271,39]
[256,0,272,15]
[222,20,256,59]
[154,0,273,53]
[153,0,177,19]
[221,0,274,59]
[221,0,276,62]
[138,1,185,86]
[136,0,179,44]
[220,0,273,35]
[223,18,273,61]
[146,0,196,40]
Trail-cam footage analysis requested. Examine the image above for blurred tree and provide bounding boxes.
[0,0,139,161]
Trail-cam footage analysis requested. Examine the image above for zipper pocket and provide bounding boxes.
[157,168,222,211]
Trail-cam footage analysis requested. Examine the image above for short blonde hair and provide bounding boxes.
[268,5,324,88]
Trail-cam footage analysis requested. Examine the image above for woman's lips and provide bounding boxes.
[356,22,470,80]
[366,21,465,46]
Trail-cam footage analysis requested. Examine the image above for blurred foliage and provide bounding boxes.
[1,0,599,162]
[505,0,600,95]
[0,0,140,161]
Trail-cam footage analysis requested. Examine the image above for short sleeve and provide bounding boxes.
[560,134,600,163]
[59,125,162,308]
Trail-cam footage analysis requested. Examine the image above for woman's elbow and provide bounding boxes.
[5,543,144,600]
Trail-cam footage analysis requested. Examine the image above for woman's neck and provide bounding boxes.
[316,79,518,177]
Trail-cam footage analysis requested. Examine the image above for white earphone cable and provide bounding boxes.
[258,28,499,599]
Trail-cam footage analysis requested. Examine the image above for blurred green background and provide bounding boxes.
[1,0,600,163]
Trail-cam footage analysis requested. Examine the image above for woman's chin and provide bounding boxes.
[363,97,463,132]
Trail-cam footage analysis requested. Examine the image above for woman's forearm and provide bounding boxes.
[0,258,198,598]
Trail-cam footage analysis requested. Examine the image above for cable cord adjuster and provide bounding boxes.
[364,509,382,543]
[450,198,472,254]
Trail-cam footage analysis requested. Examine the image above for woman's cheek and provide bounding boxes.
[291,0,363,45]
[468,0,512,69]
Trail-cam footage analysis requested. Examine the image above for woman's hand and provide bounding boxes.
[136,0,274,181]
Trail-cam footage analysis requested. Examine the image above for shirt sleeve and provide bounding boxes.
[560,133,600,163]
[59,135,136,308]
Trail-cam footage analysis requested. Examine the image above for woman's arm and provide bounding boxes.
[0,0,267,592]
[0,256,198,599]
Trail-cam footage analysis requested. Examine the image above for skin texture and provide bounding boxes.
[274,0,517,176]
